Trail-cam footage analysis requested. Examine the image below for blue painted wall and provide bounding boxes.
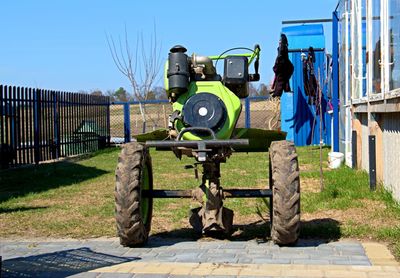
[280,24,332,146]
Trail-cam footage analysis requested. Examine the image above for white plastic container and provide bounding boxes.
[328,152,344,169]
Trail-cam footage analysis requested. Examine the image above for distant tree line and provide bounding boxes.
[80,86,167,102]
[82,83,271,102]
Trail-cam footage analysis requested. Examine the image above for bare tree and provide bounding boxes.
[106,25,162,133]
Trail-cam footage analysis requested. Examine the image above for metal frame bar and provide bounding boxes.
[282,18,333,25]
[113,96,270,106]
[146,139,249,148]
[123,102,131,143]
[332,11,340,152]
[288,48,325,53]
[245,98,251,128]
[142,189,272,198]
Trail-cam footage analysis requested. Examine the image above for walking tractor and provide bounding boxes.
[115,44,301,247]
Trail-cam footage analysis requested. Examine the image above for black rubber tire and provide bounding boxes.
[115,142,153,247]
[269,140,300,245]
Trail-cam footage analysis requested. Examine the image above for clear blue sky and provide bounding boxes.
[1,0,338,94]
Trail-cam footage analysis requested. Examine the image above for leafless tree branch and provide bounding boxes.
[107,24,162,132]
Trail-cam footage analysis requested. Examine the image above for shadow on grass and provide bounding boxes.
[148,218,341,247]
[0,160,108,203]
[0,206,49,213]
[301,218,341,240]
[1,247,139,277]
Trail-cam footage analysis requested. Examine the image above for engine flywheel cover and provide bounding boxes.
[182,93,227,131]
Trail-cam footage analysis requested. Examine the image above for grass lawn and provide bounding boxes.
[1,145,399,259]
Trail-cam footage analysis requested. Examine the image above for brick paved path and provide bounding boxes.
[1,237,399,277]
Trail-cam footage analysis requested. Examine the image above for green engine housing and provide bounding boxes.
[172,81,241,140]
[165,44,262,141]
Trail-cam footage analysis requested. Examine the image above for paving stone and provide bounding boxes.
[168,276,203,278]
[273,253,310,259]
[219,243,247,249]
[315,245,336,253]
[291,259,331,265]
[237,257,254,264]
[239,276,275,278]
[247,249,270,254]
[69,272,100,278]
[165,242,197,249]
[156,251,177,257]
[200,252,237,259]
[199,244,222,250]
[206,257,239,263]
[37,271,80,277]
[133,274,169,278]
[309,255,348,261]
[252,258,291,264]
[208,275,239,278]
[174,252,201,259]
[296,239,326,247]
[332,260,371,266]
[98,273,134,278]
[349,254,370,260]
[207,248,243,254]
[289,247,316,252]
[337,247,366,253]
[1,238,398,277]
[174,257,206,263]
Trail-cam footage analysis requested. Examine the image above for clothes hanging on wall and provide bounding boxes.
[271,34,294,97]
[302,46,318,105]
[325,53,334,114]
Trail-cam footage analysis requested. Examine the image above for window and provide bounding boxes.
[388,0,400,91]
[352,0,366,99]
[371,0,382,94]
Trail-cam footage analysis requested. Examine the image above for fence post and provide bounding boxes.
[0,85,3,147]
[332,11,340,152]
[123,102,131,143]
[53,92,60,159]
[33,89,41,164]
[106,98,111,146]
[245,98,251,128]
[0,85,4,168]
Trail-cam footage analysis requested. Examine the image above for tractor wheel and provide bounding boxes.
[115,142,153,247]
[269,140,300,245]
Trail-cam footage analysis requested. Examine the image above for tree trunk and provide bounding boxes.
[138,102,146,133]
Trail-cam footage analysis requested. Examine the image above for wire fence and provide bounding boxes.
[109,96,280,143]
[0,85,110,168]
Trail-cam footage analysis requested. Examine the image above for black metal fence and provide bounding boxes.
[0,85,110,168]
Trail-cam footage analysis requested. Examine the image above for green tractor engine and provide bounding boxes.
[165,45,260,141]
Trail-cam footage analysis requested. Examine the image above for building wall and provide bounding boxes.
[353,111,400,202]
[360,114,369,172]
[382,113,400,201]
[352,113,362,168]
[337,0,400,202]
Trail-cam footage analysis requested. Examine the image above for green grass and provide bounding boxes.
[0,145,399,259]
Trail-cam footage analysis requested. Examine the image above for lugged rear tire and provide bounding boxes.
[269,140,300,245]
[115,142,153,247]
